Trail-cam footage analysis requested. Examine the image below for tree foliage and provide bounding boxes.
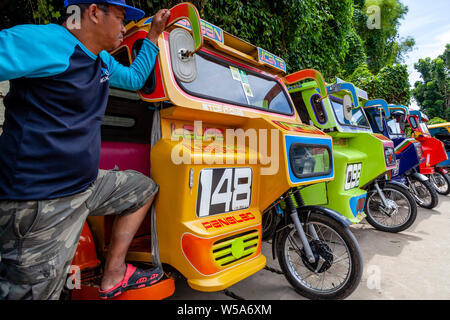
[413,44,450,121]
[428,117,447,126]
[1,0,413,105]
[353,0,414,74]
[347,63,410,105]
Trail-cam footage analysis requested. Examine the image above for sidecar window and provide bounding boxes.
[419,123,430,135]
[176,51,294,116]
[329,96,370,129]
[409,116,418,129]
[387,118,405,137]
[373,115,384,132]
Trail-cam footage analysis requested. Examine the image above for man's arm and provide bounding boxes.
[0,24,74,81]
[100,9,170,91]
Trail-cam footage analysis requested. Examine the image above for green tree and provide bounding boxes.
[1,0,413,104]
[354,0,415,74]
[348,63,411,105]
[413,44,450,120]
[428,117,447,125]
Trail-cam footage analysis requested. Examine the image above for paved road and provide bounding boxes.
[168,194,450,300]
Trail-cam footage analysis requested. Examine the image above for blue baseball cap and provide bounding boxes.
[64,0,145,20]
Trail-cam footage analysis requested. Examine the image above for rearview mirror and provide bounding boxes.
[169,28,198,83]
[343,95,353,121]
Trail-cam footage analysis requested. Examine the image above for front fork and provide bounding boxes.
[372,180,397,216]
[284,190,318,264]
[373,180,389,207]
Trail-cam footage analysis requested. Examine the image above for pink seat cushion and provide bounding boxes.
[99,141,152,243]
[99,141,150,177]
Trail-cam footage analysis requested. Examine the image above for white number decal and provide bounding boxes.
[232,168,252,211]
[344,163,362,190]
[198,169,213,217]
[211,168,233,212]
[197,168,253,217]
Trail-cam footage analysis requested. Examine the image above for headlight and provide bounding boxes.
[414,142,425,162]
[384,147,396,167]
[289,144,331,179]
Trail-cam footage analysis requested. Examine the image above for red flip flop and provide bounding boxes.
[98,263,163,299]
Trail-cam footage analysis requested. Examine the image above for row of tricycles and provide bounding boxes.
[67,3,449,300]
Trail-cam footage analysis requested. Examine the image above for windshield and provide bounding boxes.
[419,122,430,135]
[330,97,370,128]
[176,51,293,115]
[386,118,406,138]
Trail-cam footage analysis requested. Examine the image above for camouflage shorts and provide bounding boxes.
[0,169,158,300]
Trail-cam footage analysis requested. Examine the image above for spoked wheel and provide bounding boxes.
[409,177,439,209]
[429,171,450,195]
[276,212,363,300]
[365,183,417,233]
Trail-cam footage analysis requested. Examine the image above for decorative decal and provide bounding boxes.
[257,47,287,73]
[197,168,253,217]
[272,120,327,136]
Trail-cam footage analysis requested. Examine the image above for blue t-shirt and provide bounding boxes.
[0,23,159,200]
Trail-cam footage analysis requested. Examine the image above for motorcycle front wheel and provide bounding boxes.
[365,183,417,233]
[409,177,439,209]
[429,171,450,195]
[276,212,363,300]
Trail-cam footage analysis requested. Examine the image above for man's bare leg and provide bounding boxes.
[100,196,154,291]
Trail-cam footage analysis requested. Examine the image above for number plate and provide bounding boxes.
[393,160,401,176]
[197,168,253,217]
[344,163,362,190]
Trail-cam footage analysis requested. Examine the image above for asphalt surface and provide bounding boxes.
[168,194,450,300]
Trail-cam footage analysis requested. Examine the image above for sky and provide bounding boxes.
[397,0,450,109]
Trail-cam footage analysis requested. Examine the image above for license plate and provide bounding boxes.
[344,163,362,190]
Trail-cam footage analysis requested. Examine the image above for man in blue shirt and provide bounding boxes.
[0,1,170,299]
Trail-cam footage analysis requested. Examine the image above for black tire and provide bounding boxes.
[430,171,450,195]
[276,212,363,300]
[365,183,417,233]
[262,208,280,241]
[409,177,439,209]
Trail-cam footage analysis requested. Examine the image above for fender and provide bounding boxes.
[298,206,352,227]
[410,171,429,182]
[380,180,412,194]
[271,205,352,260]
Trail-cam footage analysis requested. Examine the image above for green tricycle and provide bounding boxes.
[265,77,417,233]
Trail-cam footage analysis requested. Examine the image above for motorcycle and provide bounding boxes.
[428,122,450,190]
[407,111,450,196]
[280,79,417,233]
[363,102,439,209]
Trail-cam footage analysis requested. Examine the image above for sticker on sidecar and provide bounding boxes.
[257,47,287,73]
[344,163,362,190]
[197,167,253,217]
[272,121,327,136]
[144,17,224,44]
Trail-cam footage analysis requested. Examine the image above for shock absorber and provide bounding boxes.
[285,190,316,263]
